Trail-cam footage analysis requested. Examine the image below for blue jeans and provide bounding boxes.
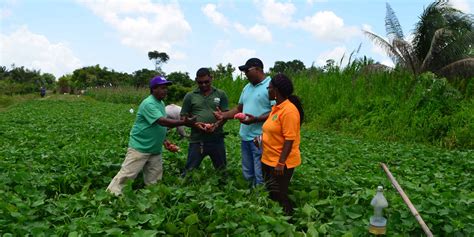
[182,138,227,176]
[241,140,263,186]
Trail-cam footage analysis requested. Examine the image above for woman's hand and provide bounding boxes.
[274,163,285,176]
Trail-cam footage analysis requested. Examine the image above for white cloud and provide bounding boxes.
[315,46,347,66]
[201,3,230,28]
[234,23,272,43]
[0,26,82,78]
[211,42,256,75]
[449,0,471,13]
[202,3,272,44]
[297,10,360,41]
[257,0,296,27]
[223,48,257,76]
[307,0,328,4]
[380,59,395,68]
[362,24,373,33]
[222,48,256,66]
[370,43,388,58]
[77,0,191,55]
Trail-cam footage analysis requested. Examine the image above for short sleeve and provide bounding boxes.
[220,90,229,111]
[281,108,299,140]
[142,103,165,125]
[180,93,192,116]
[238,84,248,105]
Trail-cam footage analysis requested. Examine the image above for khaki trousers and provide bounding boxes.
[106,148,163,195]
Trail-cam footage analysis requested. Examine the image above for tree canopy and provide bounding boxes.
[148,51,169,73]
[364,1,474,79]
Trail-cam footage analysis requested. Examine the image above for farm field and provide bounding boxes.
[0,96,472,236]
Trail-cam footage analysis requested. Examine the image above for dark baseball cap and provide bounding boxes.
[238,58,264,72]
[150,75,172,88]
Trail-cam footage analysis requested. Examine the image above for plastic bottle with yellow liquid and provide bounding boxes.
[369,186,388,235]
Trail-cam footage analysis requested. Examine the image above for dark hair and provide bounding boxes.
[196,67,211,78]
[271,73,304,125]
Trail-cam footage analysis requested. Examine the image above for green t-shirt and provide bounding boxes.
[181,87,229,143]
[128,95,167,154]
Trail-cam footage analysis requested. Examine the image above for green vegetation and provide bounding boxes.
[365,2,473,79]
[0,97,472,236]
[0,65,55,95]
[212,70,474,149]
[0,1,472,234]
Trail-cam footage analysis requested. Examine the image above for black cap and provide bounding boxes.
[238,58,264,71]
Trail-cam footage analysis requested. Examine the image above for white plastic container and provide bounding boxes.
[369,186,388,235]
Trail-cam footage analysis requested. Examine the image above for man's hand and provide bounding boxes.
[240,114,257,125]
[164,140,180,152]
[183,115,197,126]
[213,107,224,120]
[253,135,262,148]
[195,122,216,133]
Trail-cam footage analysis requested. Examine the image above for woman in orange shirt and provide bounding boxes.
[260,73,304,216]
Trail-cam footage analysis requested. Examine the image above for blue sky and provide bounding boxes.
[1,0,472,78]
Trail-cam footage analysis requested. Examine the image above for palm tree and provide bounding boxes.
[364,1,473,79]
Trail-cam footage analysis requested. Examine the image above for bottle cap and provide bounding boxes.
[377,186,384,192]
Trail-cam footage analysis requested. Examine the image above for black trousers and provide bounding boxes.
[261,162,294,215]
[182,138,227,177]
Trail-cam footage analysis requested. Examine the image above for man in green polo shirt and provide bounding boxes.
[107,75,195,196]
[180,68,229,177]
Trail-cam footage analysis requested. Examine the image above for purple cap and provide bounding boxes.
[150,75,172,88]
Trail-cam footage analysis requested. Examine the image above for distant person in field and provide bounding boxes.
[213,58,272,187]
[180,68,229,178]
[165,104,188,138]
[40,87,46,98]
[260,73,304,216]
[106,76,196,196]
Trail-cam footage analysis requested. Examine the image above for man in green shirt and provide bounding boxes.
[107,75,195,196]
[180,68,229,177]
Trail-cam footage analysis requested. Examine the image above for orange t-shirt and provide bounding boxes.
[261,99,301,168]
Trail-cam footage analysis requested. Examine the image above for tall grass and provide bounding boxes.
[84,71,473,149]
[85,85,192,105]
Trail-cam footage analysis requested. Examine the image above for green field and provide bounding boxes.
[0,96,472,236]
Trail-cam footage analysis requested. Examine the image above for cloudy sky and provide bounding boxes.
[0,0,472,78]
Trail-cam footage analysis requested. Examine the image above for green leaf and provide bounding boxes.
[105,228,123,235]
[165,223,178,234]
[443,225,453,233]
[68,231,79,237]
[307,223,319,237]
[184,213,199,225]
[346,212,362,219]
[342,231,354,237]
[132,229,159,237]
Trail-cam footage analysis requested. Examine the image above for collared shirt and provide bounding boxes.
[261,99,301,168]
[181,87,229,143]
[128,95,167,154]
[238,76,272,141]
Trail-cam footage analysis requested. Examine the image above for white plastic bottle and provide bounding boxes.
[369,186,388,235]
